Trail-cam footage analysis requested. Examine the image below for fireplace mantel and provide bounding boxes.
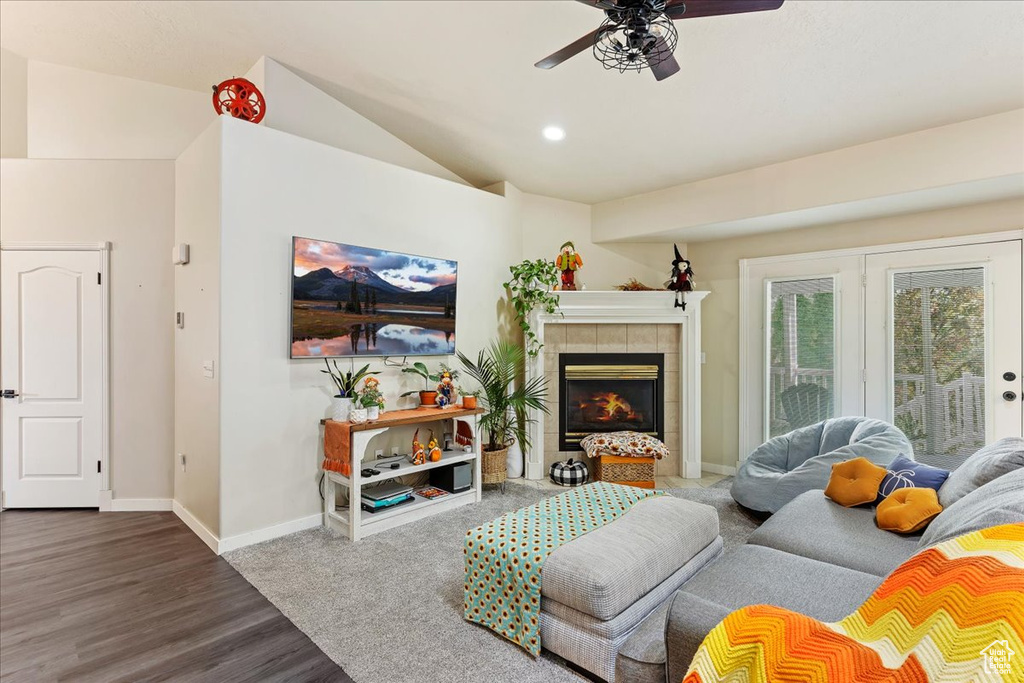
[525,290,709,480]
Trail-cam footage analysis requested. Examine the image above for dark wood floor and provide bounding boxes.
[1,510,353,683]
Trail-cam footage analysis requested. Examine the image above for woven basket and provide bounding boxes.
[481,446,509,486]
[595,454,655,488]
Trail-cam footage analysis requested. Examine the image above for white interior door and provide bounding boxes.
[1,249,106,508]
[865,241,1023,463]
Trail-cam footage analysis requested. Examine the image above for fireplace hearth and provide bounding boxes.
[559,353,665,451]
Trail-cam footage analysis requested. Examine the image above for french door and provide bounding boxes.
[864,241,1022,464]
[741,236,1023,462]
[1,248,107,508]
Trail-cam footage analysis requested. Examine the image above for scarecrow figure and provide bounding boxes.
[435,368,455,408]
[665,244,695,309]
[555,241,584,291]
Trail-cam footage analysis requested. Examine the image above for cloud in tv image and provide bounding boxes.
[291,237,457,357]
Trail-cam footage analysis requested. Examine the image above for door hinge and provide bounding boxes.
[97,460,101,474]
[862,369,868,383]
[861,273,867,287]
[97,272,102,285]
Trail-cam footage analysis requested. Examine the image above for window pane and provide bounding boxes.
[767,279,836,438]
[892,268,985,461]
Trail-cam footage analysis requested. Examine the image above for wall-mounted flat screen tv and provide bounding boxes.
[291,237,457,358]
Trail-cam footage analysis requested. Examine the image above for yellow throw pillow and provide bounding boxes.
[824,457,888,507]
[875,487,943,534]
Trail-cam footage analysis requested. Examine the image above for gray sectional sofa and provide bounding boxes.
[614,437,1024,683]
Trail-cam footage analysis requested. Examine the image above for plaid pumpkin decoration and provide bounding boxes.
[550,458,589,487]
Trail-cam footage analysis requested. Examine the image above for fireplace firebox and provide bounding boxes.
[558,353,665,451]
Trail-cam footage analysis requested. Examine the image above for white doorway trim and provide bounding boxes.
[0,241,111,507]
[739,229,1024,465]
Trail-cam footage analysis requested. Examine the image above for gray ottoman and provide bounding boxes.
[539,495,722,682]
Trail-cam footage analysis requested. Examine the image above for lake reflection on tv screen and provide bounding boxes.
[291,324,454,358]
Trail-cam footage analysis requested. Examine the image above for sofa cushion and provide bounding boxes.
[664,545,881,681]
[824,457,887,507]
[614,602,670,683]
[875,487,943,534]
[938,437,1024,507]
[921,468,1024,547]
[875,453,950,504]
[541,496,718,620]
[748,490,920,575]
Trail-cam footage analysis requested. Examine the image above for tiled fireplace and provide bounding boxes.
[525,290,707,480]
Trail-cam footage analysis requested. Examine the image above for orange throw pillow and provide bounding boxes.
[824,457,887,507]
[875,487,943,533]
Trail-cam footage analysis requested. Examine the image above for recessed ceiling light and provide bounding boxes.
[542,126,566,142]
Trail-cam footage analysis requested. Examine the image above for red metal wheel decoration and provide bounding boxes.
[211,77,266,123]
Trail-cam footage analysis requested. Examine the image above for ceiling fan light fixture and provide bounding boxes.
[543,126,566,141]
[593,9,678,74]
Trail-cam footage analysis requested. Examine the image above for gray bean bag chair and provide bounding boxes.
[731,417,912,513]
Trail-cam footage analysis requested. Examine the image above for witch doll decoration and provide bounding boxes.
[555,241,583,291]
[665,244,694,310]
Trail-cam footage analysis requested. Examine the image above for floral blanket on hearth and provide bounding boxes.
[684,523,1024,683]
[463,482,663,656]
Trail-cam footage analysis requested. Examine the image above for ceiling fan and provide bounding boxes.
[535,0,784,81]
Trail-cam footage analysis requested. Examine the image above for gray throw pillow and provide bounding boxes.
[920,468,1024,548]
[937,437,1024,507]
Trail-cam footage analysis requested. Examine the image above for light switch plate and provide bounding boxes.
[202,360,215,379]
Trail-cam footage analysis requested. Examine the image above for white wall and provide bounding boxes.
[173,121,223,536]
[0,48,28,158]
[27,61,214,160]
[520,192,677,291]
[592,110,1024,243]
[0,159,175,500]
[688,198,1024,470]
[248,57,467,186]
[216,117,518,539]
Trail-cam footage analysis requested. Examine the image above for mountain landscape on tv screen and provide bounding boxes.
[291,238,457,358]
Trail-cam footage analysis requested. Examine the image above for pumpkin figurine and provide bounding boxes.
[555,241,583,291]
[427,430,443,462]
[411,429,427,466]
[435,368,455,408]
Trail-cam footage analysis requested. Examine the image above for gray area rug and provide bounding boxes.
[225,480,758,683]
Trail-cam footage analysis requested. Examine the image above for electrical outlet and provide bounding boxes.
[374,449,384,459]
[391,446,400,456]
[179,453,186,471]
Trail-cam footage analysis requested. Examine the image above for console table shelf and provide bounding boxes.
[320,406,484,541]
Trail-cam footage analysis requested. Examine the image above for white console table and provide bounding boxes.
[320,407,484,541]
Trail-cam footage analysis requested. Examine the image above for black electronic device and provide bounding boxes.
[430,461,473,493]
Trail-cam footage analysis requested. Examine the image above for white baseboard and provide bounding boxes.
[218,513,322,554]
[172,500,221,554]
[110,498,173,512]
[702,462,737,476]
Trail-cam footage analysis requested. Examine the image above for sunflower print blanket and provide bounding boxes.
[684,523,1024,683]
[463,481,663,656]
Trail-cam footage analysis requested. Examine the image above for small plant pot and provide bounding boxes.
[462,396,478,409]
[331,396,354,422]
[366,405,380,421]
[419,390,438,408]
[349,408,368,424]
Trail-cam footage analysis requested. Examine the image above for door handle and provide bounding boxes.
[1,389,19,399]
[1003,391,1018,402]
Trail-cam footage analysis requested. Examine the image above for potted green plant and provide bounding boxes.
[457,341,548,486]
[504,258,560,358]
[359,381,385,420]
[460,387,480,410]
[322,359,378,421]
[401,362,459,408]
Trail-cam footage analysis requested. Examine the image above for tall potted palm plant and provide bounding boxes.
[457,340,548,487]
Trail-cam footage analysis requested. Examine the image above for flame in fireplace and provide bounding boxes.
[578,392,641,422]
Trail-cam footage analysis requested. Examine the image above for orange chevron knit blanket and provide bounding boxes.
[684,523,1024,683]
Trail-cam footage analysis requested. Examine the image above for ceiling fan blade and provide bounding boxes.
[574,0,619,8]
[650,51,681,81]
[665,0,784,20]
[535,27,608,69]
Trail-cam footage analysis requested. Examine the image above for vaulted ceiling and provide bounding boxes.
[2,0,1022,203]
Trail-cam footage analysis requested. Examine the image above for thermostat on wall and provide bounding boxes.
[172,243,190,265]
